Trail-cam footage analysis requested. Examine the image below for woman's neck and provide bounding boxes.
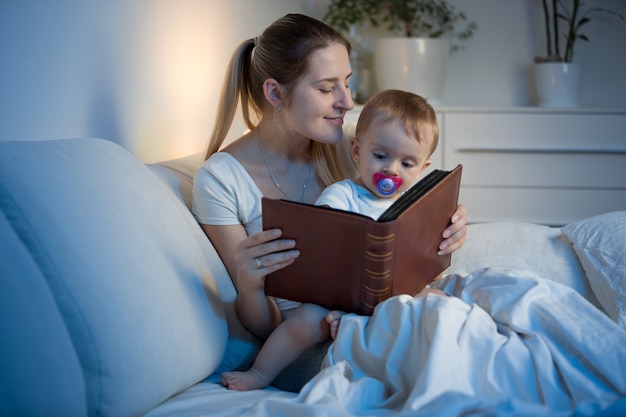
[256,120,312,163]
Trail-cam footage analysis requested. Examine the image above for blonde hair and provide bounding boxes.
[205,14,353,186]
[355,89,439,157]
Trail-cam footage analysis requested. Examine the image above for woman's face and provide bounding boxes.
[286,42,354,145]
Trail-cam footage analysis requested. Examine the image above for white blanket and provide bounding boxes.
[275,268,626,416]
[149,268,626,417]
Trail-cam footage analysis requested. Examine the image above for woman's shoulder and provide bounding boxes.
[195,151,258,196]
[197,152,248,179]
[202,151,240,169]
[202,135,261,173]
[192,151,262,226]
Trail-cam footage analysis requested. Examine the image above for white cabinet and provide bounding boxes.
[442,108,626,225]
[346,106,626,225]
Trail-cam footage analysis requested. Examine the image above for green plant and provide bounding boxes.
[324,0,477,48]
[536,0,624,63]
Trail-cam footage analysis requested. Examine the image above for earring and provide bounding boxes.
[277,104,283,111]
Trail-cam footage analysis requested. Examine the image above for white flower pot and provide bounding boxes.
[373,37,450,104]
[535,62,581,108]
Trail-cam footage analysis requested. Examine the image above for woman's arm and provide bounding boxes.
[438,203,467,255]
[200,223,299,340]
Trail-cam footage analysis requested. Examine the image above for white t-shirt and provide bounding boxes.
[192,151,299,314]
[192,152,263,235]
[314,179,394,220]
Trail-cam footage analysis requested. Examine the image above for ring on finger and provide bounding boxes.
[255,256,264,269]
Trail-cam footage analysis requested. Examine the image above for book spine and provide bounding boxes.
[361,227,395,314]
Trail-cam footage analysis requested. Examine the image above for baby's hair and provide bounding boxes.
[355,90,439,156]
[205,13,353,186]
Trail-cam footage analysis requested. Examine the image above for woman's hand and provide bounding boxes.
[437,203,467,256]
[231,228,301,339]
[234,228,300,293]
[200,224,300,339]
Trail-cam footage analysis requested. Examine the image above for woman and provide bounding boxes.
[192,13,467,392]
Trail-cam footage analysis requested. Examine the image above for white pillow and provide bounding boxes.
[445,221,600,307]
[562,212,626,327]
[147,153,203,208]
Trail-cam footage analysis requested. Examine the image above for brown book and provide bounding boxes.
[262,164,462,315]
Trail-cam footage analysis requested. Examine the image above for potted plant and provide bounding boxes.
[533,0,624,107]
[324,0,477,104]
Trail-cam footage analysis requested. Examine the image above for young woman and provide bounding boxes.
[192,14,467,391]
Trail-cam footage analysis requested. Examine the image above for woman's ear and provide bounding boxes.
[263,79,285,110]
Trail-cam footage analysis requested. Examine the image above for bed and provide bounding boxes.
[145,153,626,417]
[3,137,622,417]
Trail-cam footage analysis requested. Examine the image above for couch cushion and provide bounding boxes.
[147,153,204,209]
[148,155,264,377]
[0,138,228,417]
[0,211,87,417]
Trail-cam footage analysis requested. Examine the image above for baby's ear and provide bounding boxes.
[418,159,432,175]
[350,137,360,162]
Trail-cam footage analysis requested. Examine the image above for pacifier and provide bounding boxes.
[373,172,403,196]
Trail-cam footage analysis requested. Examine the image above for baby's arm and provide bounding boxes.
[326,310,345,339]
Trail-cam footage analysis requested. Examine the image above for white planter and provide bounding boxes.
[535,62,581,108]
[373,37,450,104]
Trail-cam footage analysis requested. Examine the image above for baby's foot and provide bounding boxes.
[326,310,345,339]
[220,368,267,391]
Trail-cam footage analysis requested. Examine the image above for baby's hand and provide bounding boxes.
[326,310,345,339]
[415,287,446,297]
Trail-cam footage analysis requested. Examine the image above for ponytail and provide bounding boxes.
[205,39,258,159]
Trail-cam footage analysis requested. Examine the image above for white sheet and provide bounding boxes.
[147,268,626,417]
[296,268,626,416]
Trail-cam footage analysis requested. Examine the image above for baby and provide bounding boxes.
[316,89,446,338]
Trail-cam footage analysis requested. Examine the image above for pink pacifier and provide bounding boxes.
[373,172,402,196]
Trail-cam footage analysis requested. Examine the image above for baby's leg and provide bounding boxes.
[221,303,330,391]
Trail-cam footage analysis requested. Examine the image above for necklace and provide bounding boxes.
[258,130,312,203]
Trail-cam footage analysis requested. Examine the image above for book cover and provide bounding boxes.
[262,164,462,315]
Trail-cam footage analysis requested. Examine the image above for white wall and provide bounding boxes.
[1,0,625,162]
[443,0,626,108]
[306,0,626,108]
[0,0,304,162]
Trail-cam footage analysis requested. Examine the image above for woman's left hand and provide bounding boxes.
[438,203,467,255]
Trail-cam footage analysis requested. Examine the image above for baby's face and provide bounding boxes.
[351,117,433,198]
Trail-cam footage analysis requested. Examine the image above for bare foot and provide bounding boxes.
[326,310,345,339]
[220,368,268,391]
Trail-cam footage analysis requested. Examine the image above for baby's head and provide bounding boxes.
[351,89,438,198]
